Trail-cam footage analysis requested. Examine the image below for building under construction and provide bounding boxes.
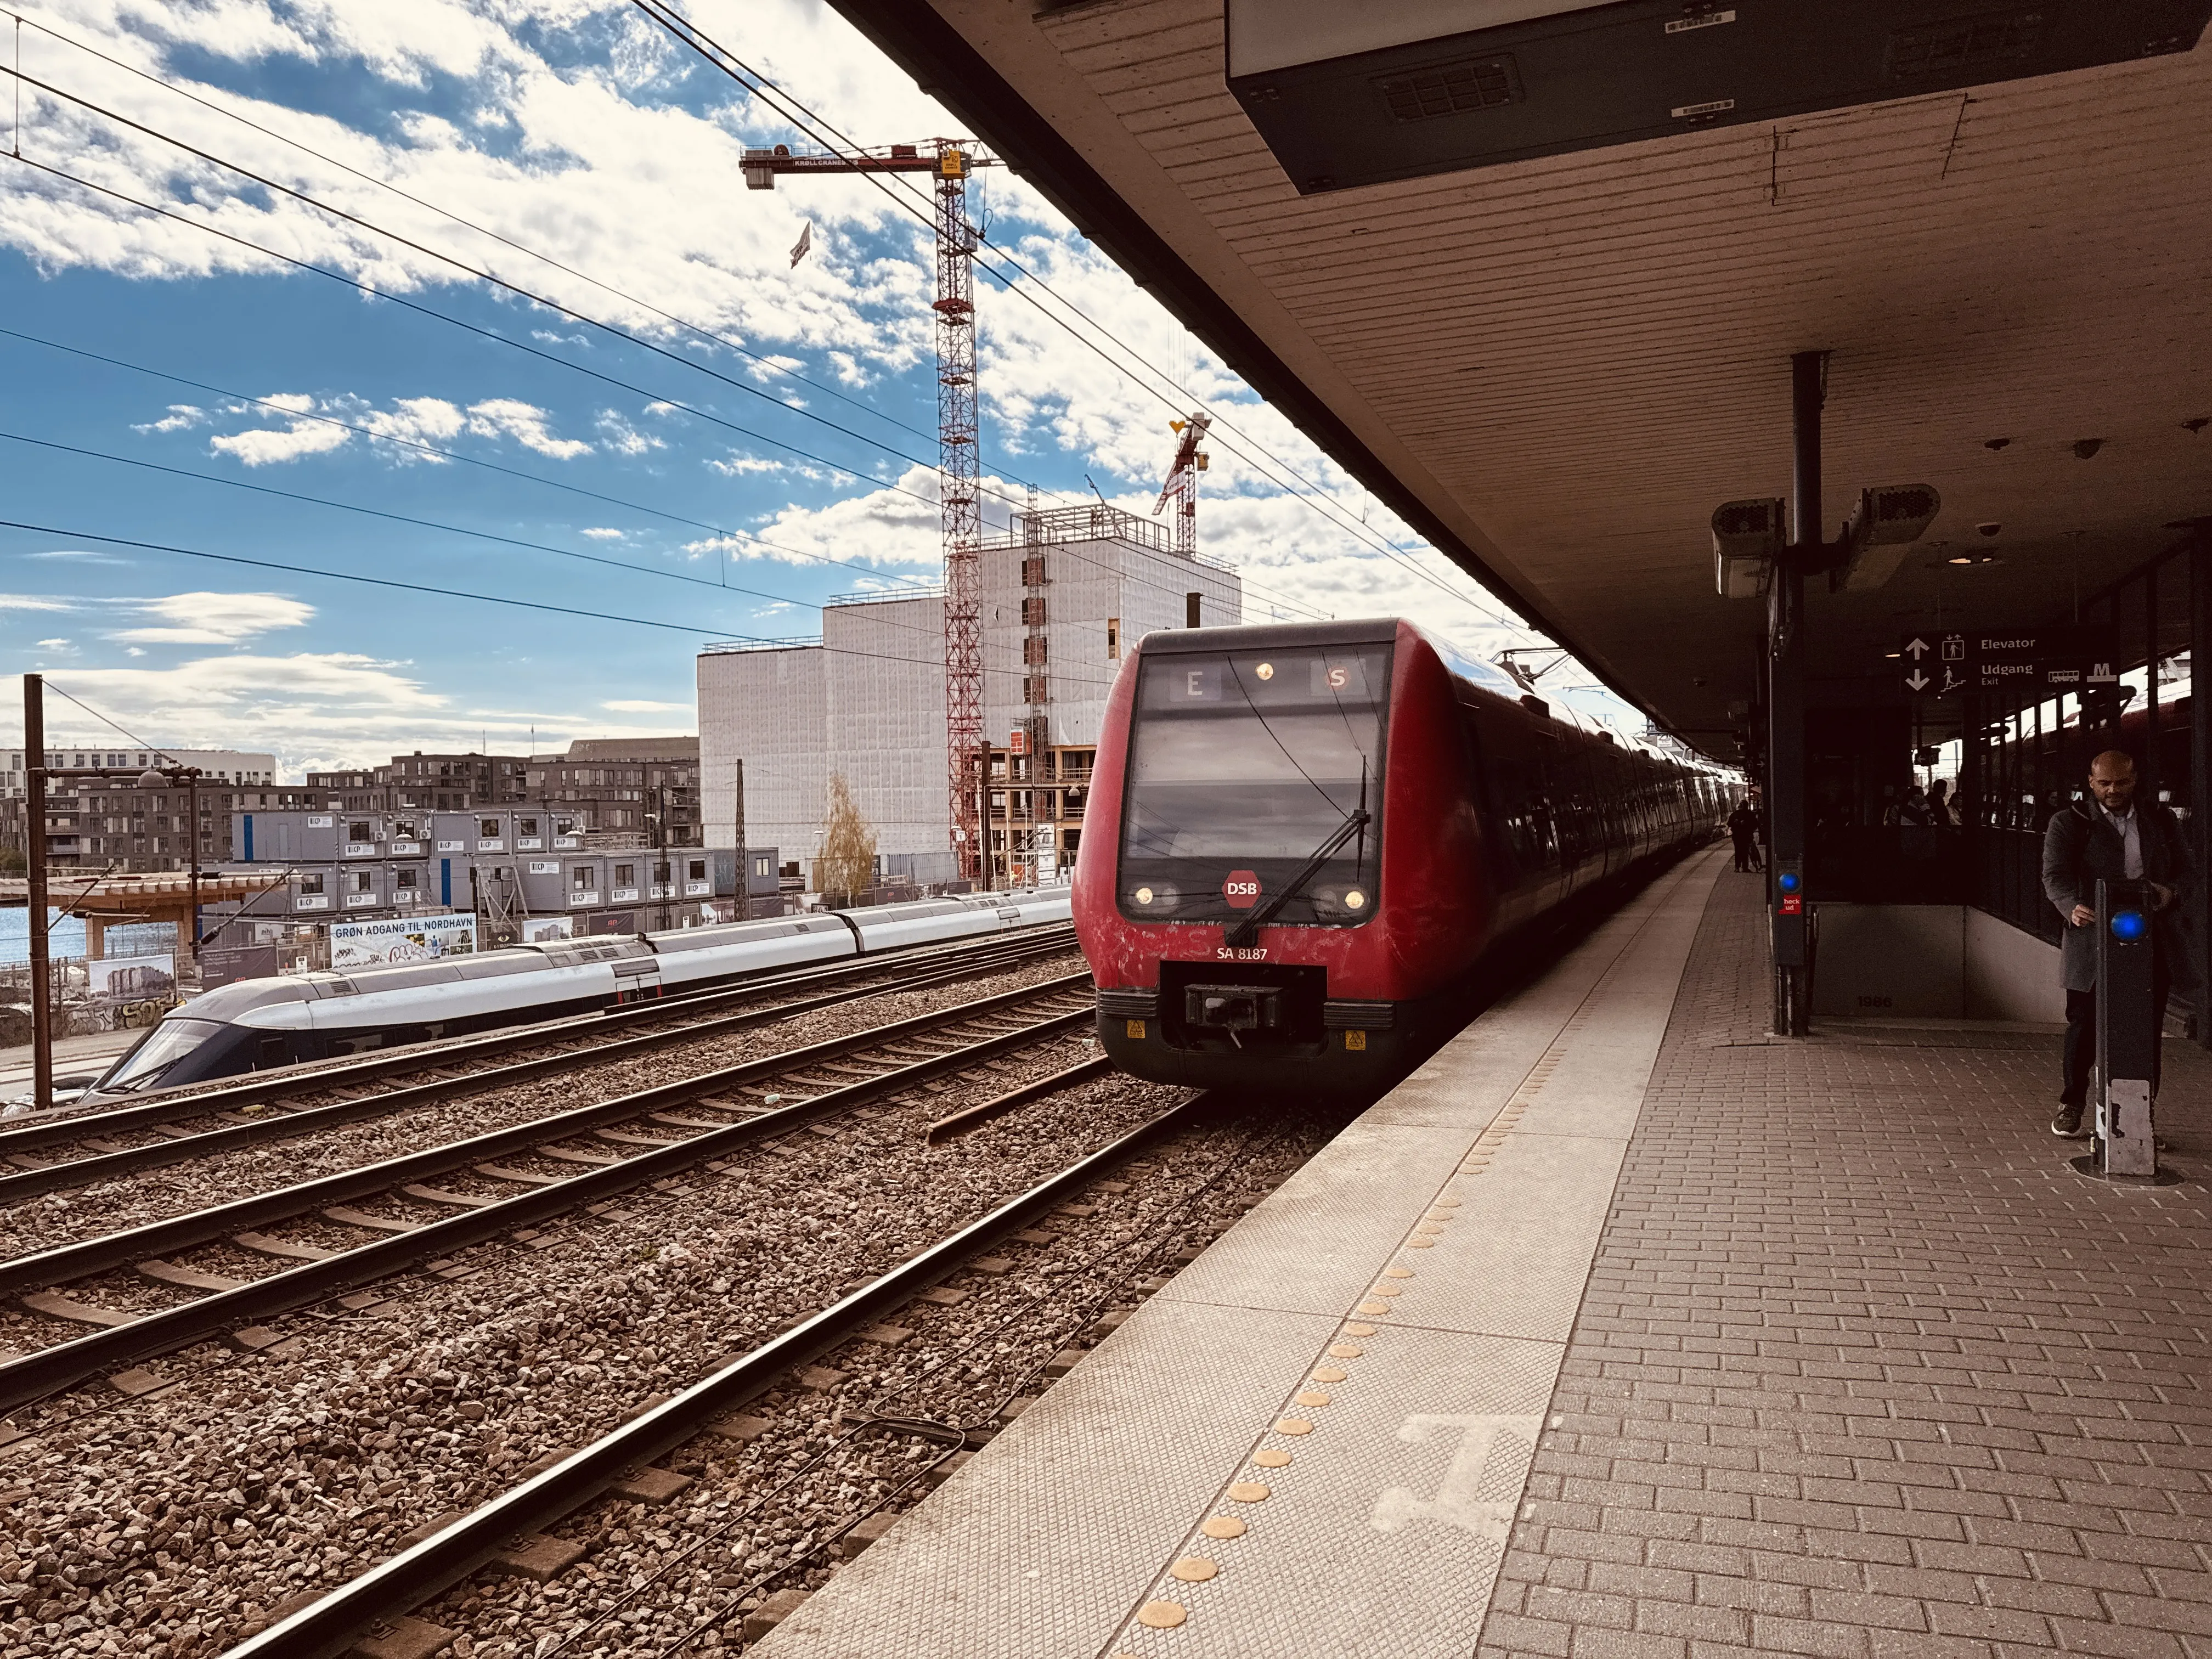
[698,501,1241,885]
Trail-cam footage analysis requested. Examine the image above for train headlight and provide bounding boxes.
[1255,662,1274,680]
[1344,888,1367,911]
[1135,886,1155,905]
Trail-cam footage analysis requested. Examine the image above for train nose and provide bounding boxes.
[1183,983,1283,1032]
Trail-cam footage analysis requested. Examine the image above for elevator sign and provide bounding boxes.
[1222,870,1262,909]
[1896,628,2117,695]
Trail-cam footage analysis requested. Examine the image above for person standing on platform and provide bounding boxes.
[1727,799,1763,873]
[2041,749,2186,1138]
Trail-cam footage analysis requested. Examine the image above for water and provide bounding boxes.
[0,908,176,964]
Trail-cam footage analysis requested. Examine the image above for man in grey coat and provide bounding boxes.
[2041,749,2186,1137]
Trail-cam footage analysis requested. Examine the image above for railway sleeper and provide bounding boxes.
[0,966,1093,1207]
[0,1005,1098,1413]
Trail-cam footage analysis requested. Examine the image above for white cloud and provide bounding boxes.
[595,409,661,456]
[0,593,74,611]
[209,416,352,467]
[465,398,590,459]
[603,698,687,713]
[109,590,314,645]
[579,527,624,539]
[357,396,466,455]
[133,404,206,433]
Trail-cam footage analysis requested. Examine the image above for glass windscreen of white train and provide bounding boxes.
[1118,647,1390,926]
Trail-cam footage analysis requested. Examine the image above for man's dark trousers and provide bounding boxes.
[2061,956,2170,1107]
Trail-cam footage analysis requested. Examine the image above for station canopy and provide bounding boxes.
[830,2,2212,757]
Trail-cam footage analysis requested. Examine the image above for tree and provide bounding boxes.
[817,772,877,903]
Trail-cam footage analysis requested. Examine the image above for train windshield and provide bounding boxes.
[97,1018,224,1093]
[1118,645,1391,927]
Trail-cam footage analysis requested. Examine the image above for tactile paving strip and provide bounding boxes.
[1101,1321,1558,1659]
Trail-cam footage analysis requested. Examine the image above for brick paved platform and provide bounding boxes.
[1481,867,2212,1659]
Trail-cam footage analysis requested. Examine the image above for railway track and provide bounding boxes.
[0,973,1098,1413]
[0,923,1077,1201]
[222,1088,1230,1659]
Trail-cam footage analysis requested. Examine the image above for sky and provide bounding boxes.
[0,0,1609,777]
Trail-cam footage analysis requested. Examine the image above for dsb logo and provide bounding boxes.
[1222,870,1262,910]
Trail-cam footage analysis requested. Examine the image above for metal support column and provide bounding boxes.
[1768,349,1823,1036]
[2192,536,2211,1047]
[2143,563,2160,803]
[22,674,52,1115]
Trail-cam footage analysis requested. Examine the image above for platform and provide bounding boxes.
[757,849,2212,1658]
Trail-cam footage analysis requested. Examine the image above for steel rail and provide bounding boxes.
[0,971,1096,1296]
[0,920,1074,1150]
[927,1053,1113,1142]
[220,1089,1205,1659]
[0,1000,1101,1414]
[0,938,1080,1202]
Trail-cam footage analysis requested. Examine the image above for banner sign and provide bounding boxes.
[330,912,478,970]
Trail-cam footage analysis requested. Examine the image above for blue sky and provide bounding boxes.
[0,0,1573,776]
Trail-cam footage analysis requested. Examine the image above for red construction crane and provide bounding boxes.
[1153,412,1213,557]
[742,139,996,881]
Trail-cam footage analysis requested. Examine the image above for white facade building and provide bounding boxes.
[3,746,279,799]
[698,504,1241,877]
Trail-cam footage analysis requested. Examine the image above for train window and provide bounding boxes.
[101,1018,225,1092]
[1118,645,1391,926]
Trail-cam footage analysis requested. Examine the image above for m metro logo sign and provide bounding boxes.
[1222,870,1262,910]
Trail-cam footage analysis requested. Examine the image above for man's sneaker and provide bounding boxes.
[2051,1103,2090,1139]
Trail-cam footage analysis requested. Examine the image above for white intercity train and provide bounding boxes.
[84,891,1073,1102]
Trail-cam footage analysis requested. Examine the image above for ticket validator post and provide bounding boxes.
[2095,878,2161,1180]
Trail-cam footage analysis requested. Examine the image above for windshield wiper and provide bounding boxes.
[1224,803,1370,949]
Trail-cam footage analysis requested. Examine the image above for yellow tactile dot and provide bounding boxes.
[1311,1366,1347,1383]
[1356,1300,1390,1316]
[1171,1558,1220,1583]
[1252,1448,1291,1469]
[1433,1197,1462,1207]
[1383,1266,1415,1279]
[1138,1601,1187,1629]
[1201,1515,1246,1540]
[1369,1283,1404,1297]
[1406,1238,1436,1249]
[1328,1343,1364,1358]
[1295,1390,1331,1408]
[1417,1222,1448,1235]
[1229,1481,1272,1500]
[1275,1418,1313,1436]
[1342,1322,1375,1337]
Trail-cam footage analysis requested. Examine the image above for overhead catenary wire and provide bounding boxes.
[1,145,1302,628]
[0,56,1334,629]
[0,323,931,593]
[0,518,1141,693]
[0,4,1022,479]
[0,428,1141,695]
[631,0,1532,633]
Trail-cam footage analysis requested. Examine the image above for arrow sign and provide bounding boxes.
[1904,637,1929,660]
[1905,670,1929,691]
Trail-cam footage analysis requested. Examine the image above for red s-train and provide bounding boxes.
[1072,619,1729,1092]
